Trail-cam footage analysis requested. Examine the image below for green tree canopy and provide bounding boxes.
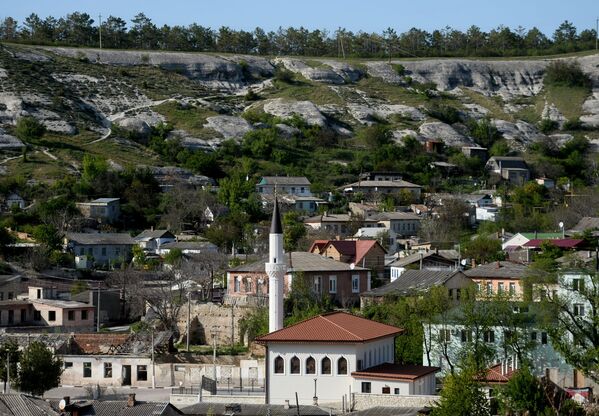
[15,341,63,396]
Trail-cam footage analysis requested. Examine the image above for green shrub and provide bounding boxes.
[468,118,502,148]
[392,63,405,76]
[538,118,558,133]
[15,116,46,143]
[425,102,460,124]
[544,60,591,88]
[274,66,295,84]
[562,117,583,131]
[244,89,260,101]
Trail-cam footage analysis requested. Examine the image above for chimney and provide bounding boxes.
[127,394,136,407]
[496,261,501,269]
[284,400,290,410]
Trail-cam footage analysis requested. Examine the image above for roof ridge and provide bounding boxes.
[321,312,364,341]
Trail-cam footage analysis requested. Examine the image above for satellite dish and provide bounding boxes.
[350,263,355,270]
[59,400,67,410]
[559,222,564,229]
[461,259,468,266]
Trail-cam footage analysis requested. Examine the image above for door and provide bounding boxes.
[122,365,131,386]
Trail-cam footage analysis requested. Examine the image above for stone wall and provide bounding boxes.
[170,393,265,407]
[351,393,438,411]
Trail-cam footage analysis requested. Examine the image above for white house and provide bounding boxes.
[257,176,312,197]
[134,229,176,253]
[256,312,438,406]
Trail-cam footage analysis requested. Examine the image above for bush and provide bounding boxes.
[274,66,295,84]
[538,118,559,133]
[468,118,502,148]
[562,117,583,131]
[544,60,591,88]
[15,116,46,143]
[425,102,461,124]
[392,64,405,76]
[244,89,260,101]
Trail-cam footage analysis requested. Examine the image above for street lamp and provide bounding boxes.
[210,325,219,381]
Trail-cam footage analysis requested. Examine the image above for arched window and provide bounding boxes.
[321,357,331,375]
[306,356,316,374]
[274,356,284,374]
[337,357,348,375]
[290,356,300,374]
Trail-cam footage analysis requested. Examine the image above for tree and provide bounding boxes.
[431,365,490,416]
[463,234,503,264]
[32,224,62,250]
[15,341,63,396]
[0,341,19,392]
[106,266,145,320]
[499,365,547,415]
[282,211,306,252]
[15,117,45,144]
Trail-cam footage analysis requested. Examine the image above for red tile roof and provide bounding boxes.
[355,240,382,264]
[71,334,130,354]
[523,239,584,249]
[256,311,402,343]
[312,239,384,264]
[309,240,330,255]
[351,363,439,381]
[477,363,517,384]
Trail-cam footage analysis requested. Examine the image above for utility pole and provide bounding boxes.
[99,14,103,49]
[186,291,191,351]
[596,18,598,51]
[211,325,219,381]
[151,330,156,388]
[96,284,101,332]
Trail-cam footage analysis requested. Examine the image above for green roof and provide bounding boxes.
[521,232,563,240]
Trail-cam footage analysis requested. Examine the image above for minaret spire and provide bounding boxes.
[266,196,286,332]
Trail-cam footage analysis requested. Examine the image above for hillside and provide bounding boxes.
[1,43,599,186]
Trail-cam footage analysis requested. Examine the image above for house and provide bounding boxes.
[0,286,94,330]
[376,212,421,237]
[388,250,460,281]
[501,232,563,251]
[464,261,528,300]
[0,274,26,302]
[76,198,121,223]
[0,394,60,415]
[134,229,176,253]
[157,240,219,255]
[485,156,530,185]
[227,252,371,307]
[257,176,312,196]
[55,395,183,416]
[567,217,599,237]
[309,239,387,278]
[260,192,327,215]
[360,270,472,307]
[461,146,488,160]
[340,179,422,201]
[256,311,438,405]
[304,213,379,237]
[2,192,25,211]
[363,171,405,181]
[64,233,136,268]
[354,227,399,255]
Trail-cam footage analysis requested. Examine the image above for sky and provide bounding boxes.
[2,0,599,35]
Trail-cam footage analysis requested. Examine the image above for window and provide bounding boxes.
[104,362,112,378]
[541,332,548,345]
[101,247,107,256]
[34,311,41,321]
[88,248,93,256]
[352,275,360,293]
[357,359,363,371]
[290,356,300,374]
[81,310,88,320]
[137,365,147,381]
[394,388,400,394]
[274,356,284,374]
[329,276,337,294]
[48,311,56,321]
[321,357,331,375]
[83,362,92,378]
[461,330,472,343]
[36,289,41,299]
[382,386,390,394]
[79,248,85,255]
[574,304,585,317]
[361,382,371,393]
[476,283,482,293]
[337,357,348,375]
[244,278,252,293]
[484,330,495,343]
[20,309,25,322]
[0,293,3,300]
[68,310,75,321]
[486,282,493,296]
[456,288,461,300]
[531,331,537,342]
[313,276,322,294]
[64,362,73,369]
[572,279,584,292]
[8,310,13,324]
[234,277,240,292]
[439,329,451,343]
[498,282,504,294]
[306,357,315,374]
[7,292,13,300]
[509,283,516,295]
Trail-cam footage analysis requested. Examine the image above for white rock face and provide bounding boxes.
[542,101,566,127]
[392,129,425,144]
[204,115,253,139]
[463,103,490,119]
[492,119,546,149]
[168,129,222,151]
[262,98,327,127]
[0,128,24,149]
[365,62,404,84]
[115,117,152,137]
[418,122,475,148]
[274,58,345,84]
[0,68,7,78]
[319,60,365,82]
[275,123,301,138]
[581,90,599,128]
[348,103,425,125]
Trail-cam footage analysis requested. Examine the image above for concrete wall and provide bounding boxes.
[351,393,438,411]
[61,356,153,387]
[170,393,265,407]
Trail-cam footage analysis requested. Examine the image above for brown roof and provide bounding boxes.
[71,334,130,354]
[256,311,402,343]
[228,252,368,273]
[351,363,439,381]
[477,363,517,384]
[310,240,384,264]
[309,240,330,255]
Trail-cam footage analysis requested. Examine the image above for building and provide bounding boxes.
[55,395,183,416]
[0,394,60,415]
[461,146,488,160]
[256,312,438,405]
[134,229,176,253]
[2,192,25,211]
[260,193,327,215]
[464,261,528,300]
[340,180,422,201]
[64,233,136,268]
[157,240,219,256]
[360,270,472,307]
[485,157,530,185]
[227,252,371,307]
[309,239,386,278]
[501,232,563,251]
[257,176,312,196]
[376,212,421,237]
[354,227,399,255]
[388,250,460,281]
[304,213,379,237]
[76,198,121,223]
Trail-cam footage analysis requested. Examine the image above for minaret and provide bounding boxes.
[266,198,286,332]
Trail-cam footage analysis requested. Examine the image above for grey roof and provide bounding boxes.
[65,233,135,245]
[260,176,311,186]
[348,407,426,416]
[134,229,176,241]
[271,199,283,234]
[304,214,379,224]
[91,197,120,204]
[376,212,421,221]
[0,333,71,350]
[343,180,422,189]
[160,241,218,250]
[229,252,368,273]
[52,400,181,416]
[0,394,59,415]
[180,403,330,416]
[362,270,469,297]
[464,261,528,279]
[31,299,94,309]
[487,156,528,170]
[388,250,459,267]
[569,217,599,233]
